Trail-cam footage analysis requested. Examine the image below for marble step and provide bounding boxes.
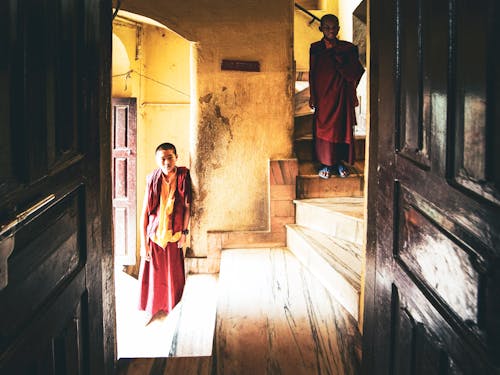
[286,224,362,321]
[294,197,364,246]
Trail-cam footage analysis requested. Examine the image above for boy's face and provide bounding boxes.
[320,19,339,41]
[156,149,177,175]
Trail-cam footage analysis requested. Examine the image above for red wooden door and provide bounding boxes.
[364,0,500,374]
[0,0,114,374]
[112,98,137,266]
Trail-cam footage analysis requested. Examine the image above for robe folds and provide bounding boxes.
[139,167,192,318]
[309,39,365,166]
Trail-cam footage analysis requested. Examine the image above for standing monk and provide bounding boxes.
[309,14,365,179]
[138,142,191,325]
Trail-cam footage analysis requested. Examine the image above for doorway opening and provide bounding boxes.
[111,10,215,358]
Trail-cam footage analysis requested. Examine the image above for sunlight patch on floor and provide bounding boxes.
[114,265,218,358]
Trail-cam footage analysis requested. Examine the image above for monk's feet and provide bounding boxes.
[143,310,167,326]
[337,163,350,178]
[318,166,331,179]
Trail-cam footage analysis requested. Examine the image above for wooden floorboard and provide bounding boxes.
[115,268,217,358]
[117,248,361,375]
[214,248,361,375]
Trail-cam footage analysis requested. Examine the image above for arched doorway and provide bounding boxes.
[111,11,195,357]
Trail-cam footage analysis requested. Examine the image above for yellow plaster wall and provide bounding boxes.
[140,23,191,177]
[112,21,142,99]
[294,10,323,72]
[319,0,339,12]
[293,1,340,72]
[120,0,295,256]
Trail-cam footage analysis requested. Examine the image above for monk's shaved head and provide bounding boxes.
[320,14,339,27]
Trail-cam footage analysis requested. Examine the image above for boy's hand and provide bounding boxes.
[309,97,316,109]
[178,234,186,249]
[141,242,151,262]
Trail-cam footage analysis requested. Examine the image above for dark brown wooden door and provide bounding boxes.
[364,0,500,374]
[0,1,114,374]
[112,98,137,266]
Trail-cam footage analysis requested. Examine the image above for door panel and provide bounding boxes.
[452,1,499,205]
[397,186,480,323]
[365,0,499,374]
[0,0,113,374]
[112,98,137,266]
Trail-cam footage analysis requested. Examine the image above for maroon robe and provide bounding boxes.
[139,167,192,318]
[309,38,364,166]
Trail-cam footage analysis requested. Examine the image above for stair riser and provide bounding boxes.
[287,228,359,321]
[297,176,364,199]
[294,138,366,162]
[294,114,314,139]
[288,224,361,286]
[294,139,315,161]
[295,205,364,246]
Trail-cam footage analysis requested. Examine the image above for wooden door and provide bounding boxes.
[363,0,500,374]
[0,1,114,374]
[112,98,137,266]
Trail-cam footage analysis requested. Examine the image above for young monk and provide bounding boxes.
[309,14,365,179]
[138,142,191,325]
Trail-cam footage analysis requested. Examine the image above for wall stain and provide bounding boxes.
[194,87,236,220]
[214,105,229,125]
[199,93,213,103]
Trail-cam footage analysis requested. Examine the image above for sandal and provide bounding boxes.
[338,163,350,178]
[318,166,331,179]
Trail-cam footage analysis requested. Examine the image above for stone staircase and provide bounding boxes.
[287,70,365,323]
[286,197,363,321]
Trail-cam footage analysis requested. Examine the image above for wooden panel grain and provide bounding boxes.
[0,273,89,375]
[114,158,128,198]
[0,0,113,373]
[397,203,480,323]
[390,280,489,375]
[0,187,85,352]
[365,1,500,372]
[397,0,433,168]
[112,98,137,267]
[452,1,500,205]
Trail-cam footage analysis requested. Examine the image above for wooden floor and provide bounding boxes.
[115,267,218,358]
[117,248,361,375]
